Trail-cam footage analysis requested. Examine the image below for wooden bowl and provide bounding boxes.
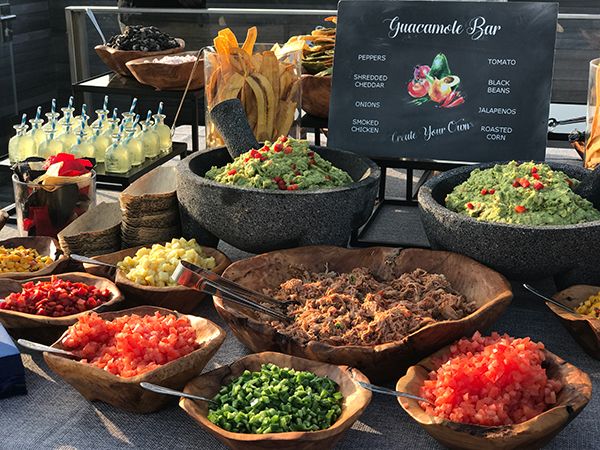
[0,272,123,343]
[126,51,204,91]
[396,346,592,450]
[214,246,513,382]
[0,237,69,280]
[85,245,231,313]
[301,74,331,119]
[550,285,600,359]
[179,351,371,450]
[43,306,226,413]
[94,38,185,77]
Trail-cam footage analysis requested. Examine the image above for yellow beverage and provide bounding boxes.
[8,124,36,163]
[38,126,64,159]
[153,113,172,152]
[29,118,46,150]
[38,138,64,159]
[126,135,144,166]
[124,121,144,166]
[140,122,160,158]
[105,135,131,173]
[58,125,77,149]
[91,124,110,163]
[70,141,95,158]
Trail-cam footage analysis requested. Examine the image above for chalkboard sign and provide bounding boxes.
[328,1,558,163]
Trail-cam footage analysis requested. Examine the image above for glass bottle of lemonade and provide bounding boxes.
[58,105,75,130]
[140,118,160,158]
[124,117,144,166]
[29,111,46,151]
[75,113,91,140]
[43,112,61,131]
[38,125,64,159]
[8,121,36,164]
[70,130,95,158]
[105,130,131,173]
[121,112,140,133]
[90,123,111,163]
[153,112,172,152]
[58,122,78,149]
[92,96,110,130]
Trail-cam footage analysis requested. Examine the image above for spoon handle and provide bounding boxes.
[17,339,77,358]
[522,283,576,314]
[140,382,216,404]
[70,254,116,269]
[357,381,432,404]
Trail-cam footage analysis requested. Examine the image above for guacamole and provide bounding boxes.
[445,161,600,226]
[205,137,353,190]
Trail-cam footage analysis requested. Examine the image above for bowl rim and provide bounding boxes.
[549,284,600,326]
[395,345,592,437]
[43,305,226,384]
[0,236,68,279]
[0,272,124,324]
[214,246,513,353]
[179,145,381,196]
[126,50,202,67]
[179,350,372,442]
[419,160,600,231]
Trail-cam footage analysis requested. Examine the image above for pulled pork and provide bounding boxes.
[267,268,475,346]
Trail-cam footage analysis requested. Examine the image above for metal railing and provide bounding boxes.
[65,6,336,82]
[65,7,600,105]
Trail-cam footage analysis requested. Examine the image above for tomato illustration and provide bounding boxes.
[408,79,430,98]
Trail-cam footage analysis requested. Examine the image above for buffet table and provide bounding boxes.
[0,271,597,450]
[0,149,598,450]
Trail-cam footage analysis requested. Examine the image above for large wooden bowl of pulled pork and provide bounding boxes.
[213,246,513,382]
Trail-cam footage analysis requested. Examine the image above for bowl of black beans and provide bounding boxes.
[95,25,185,76]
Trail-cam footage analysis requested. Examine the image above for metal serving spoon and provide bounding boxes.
[357,381,433,405]
[17,339,78,358]
[70,254,116,269]
[140,382,217,405]
[522,284,577,314]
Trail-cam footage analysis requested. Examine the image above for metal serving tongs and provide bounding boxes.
[172,261,291,322]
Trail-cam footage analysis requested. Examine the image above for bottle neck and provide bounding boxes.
[13,124,28,136]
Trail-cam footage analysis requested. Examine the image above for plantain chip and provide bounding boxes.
[252,73,276,139]
[218,28,239,47]
[244,76,267,140]
[242,26,257,55]
[275,100,297,138]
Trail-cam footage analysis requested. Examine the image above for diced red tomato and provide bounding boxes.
[60,312,199,378]
[0,276,112,317]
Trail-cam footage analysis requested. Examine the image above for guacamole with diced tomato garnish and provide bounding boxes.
[445,161,600,226]
[205,137,353,190]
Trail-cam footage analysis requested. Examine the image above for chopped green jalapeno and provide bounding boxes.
[207,363,343,434]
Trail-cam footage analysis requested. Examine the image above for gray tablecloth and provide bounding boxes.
[0,276,598,450]
[1,147,598,449]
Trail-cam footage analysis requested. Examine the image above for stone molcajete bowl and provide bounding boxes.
[418,162,600,288]
[176,146,380,254]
